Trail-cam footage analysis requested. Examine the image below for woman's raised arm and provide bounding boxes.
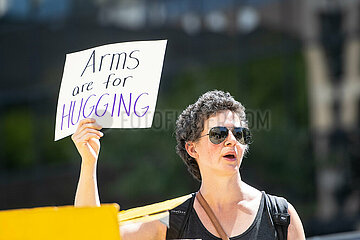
[72,118,103,207]
[71,118,167,239]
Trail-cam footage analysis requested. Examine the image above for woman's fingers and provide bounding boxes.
[76,132,102,143]
[71,119,103,164]
[88,138,100,154]
[73,119,103,140]
[73,132,101,161]
[75,119,102,135]
[74,128,103,142]
[79,118,97,126]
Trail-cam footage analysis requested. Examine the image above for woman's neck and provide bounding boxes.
[199,172,247,208]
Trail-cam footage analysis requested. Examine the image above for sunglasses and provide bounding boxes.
[199,126,252,145]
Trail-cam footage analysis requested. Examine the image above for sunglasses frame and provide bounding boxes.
[199,126,252,145]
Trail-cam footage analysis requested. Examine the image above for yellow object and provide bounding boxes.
[118,193,192,223]
[0,194,192,240]
[0,204,120,240]
[119,211,169,226]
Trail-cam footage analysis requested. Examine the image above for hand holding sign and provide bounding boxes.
[55,40,167,141]
[71,118,103,165]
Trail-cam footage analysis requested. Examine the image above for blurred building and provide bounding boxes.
[259,0,360,233]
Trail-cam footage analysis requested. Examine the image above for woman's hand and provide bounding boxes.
[71,118,103,165]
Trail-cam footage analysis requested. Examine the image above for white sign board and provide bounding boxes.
[55,40,167,141]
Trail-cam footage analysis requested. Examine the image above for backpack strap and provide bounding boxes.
[166,193,196,239]
[264,192,291,240]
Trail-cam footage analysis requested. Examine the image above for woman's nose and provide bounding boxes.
[224,130,237,146]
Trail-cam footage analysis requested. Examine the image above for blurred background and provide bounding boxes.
[1,0,359,238]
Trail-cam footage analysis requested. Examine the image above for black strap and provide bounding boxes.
[196,192,230,240]
[264,192,290,240]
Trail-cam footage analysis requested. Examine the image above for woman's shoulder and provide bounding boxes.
[241,182,263,200]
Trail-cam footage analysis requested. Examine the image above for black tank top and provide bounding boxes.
[167,192,278,240]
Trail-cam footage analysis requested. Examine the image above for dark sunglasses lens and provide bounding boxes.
[233,128,244,143]
[233,128,252,145]
[243,128,252,144]
[209,127,228,144]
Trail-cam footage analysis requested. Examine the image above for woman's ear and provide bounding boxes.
[185,141,199,159]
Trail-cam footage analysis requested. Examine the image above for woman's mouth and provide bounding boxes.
[223,154,236,161]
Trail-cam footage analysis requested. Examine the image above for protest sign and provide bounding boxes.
[55,40,167,141]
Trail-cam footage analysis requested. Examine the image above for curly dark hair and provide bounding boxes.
[175,90,249,181]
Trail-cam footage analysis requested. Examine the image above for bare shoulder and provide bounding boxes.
[241,182,262,201]
[287,202,306,240]
[120,219,167,240]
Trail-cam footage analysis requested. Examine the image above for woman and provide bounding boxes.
[72,90,305,239]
